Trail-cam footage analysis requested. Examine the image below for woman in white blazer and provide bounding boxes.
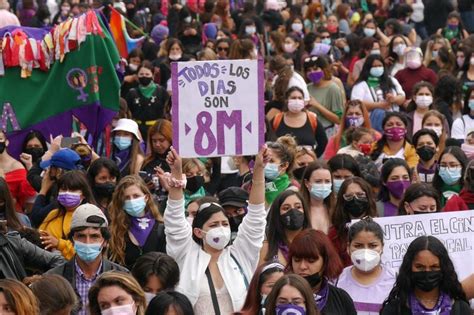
[163,146,269,314]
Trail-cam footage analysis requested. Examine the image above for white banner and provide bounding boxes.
[171,59,265,158]
[353,210,474,281]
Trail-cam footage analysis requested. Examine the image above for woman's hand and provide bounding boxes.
[40,230,59,250]
[39,169,54,195]
[19,153,33,170]
[166,147,182,178]
[254,145,270,170]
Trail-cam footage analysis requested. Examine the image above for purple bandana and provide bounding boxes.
[409,292,452,315]
[313,280,329,311]
[277,241,289,262]
[129,212,156,247]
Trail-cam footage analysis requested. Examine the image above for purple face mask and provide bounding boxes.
[307,70,324,84]
[385,127,406,141]
[276,304,306,315]
[57,192,82,208]
[385,180,411,199]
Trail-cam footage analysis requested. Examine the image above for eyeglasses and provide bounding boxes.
[217,46,229,52]
[198,202,223,212]
[343,192,367,201]
[439,164,461,170]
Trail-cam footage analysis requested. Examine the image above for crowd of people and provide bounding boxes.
[1,0,474,314]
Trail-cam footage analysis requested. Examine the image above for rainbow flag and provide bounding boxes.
[109,6,144,58]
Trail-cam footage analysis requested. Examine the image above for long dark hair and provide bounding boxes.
[21,130,48,152]
[44,171,95,224]
[371,112,409,161]
[265,190,311,261]
[332,177,377,237]
[378,158,412,202]
[398,183,440,215]
[382,236,467,313]
[432,146,468,192]
[356,54,395,94]
[299,160,334,211]
[0,178,23,232]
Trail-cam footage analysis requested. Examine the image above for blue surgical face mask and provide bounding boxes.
[264,163,280,180]
[74,241,102,262]
[364,28,376,37]
[469,100,474,111]
[432,50,439,59]
[123,196,147,217]
[114,136,132,150]
[310,183,332,200]
[333,179,345,194]
[438,167,462,185]
[343,46,350,53]
[370,66,384,77]
[321,38,331,45]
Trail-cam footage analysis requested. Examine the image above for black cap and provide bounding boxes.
[218,187,249,208]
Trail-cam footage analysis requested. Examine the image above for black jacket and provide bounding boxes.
[47,257,128,314]
[0,231,65,280]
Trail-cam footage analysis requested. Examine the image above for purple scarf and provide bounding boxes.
[277,241,289,262]
[409,291,452,315]
[129,212,156,247]
[114,148,131,173]
[314,280,329,311]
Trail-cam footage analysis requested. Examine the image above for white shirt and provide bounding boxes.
[451,115,474,140]
[350,77,405,110]
[164,199,266,311]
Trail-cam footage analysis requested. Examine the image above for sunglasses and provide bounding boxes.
[217,46,229,52]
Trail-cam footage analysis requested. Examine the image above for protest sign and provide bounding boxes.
[171,59,264,158]
[352,211,474,281]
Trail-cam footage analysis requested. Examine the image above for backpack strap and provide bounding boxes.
[272,112,284,131]
[307,111,318,133]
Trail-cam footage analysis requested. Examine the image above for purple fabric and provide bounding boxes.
[114,148,131,173]
[409,291,452,315]
[314,280,329,311]
[0,25,51,39]
[277,241,289,262]
[7,102,116,159]
[385,180,411,199]
[383,201,399,217]
[129,211,156,247]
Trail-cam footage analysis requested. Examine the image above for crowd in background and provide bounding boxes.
[1,0,474,314]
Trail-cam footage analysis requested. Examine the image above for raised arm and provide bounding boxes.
[248,145,269,205]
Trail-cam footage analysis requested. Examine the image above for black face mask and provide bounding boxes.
[138,77,153,86]
[412,270,442,292]
[413,210,429,215]
[24,147,44,162]
[94,182,116,199]
[345,198,368,217]
[229,214,244,232]
[304,273,322,288]
[186,175,204,194]
[416,146,436,162]
[280,208,305,231]
[292,166,306,181]
[0,142,6,154]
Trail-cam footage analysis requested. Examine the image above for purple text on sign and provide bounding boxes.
[194,110,243,156]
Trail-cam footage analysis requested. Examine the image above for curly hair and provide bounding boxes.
[108,175,163,265]
[382,236,467,313]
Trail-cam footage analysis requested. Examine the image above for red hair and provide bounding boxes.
[287,229,343,279]
[334,100,371,150]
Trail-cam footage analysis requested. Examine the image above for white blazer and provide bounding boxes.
[164,198,266,311]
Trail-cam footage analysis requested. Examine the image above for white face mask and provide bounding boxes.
[144,292,156,304]
[203,226,231,250]
[128,63,138,72]
[291,23,303,32]
[351,248,381,272]
[184,16,192,23]
[169,53,182,61]
[101,303,136,315]
[287,99,305,113]
[415,95,433,109]
[425,126,442,137]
